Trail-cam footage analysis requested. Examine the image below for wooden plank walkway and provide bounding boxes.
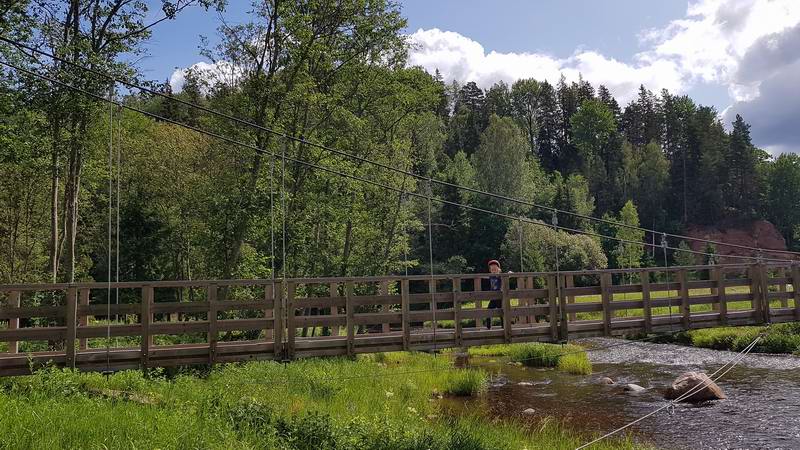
[1,262,798,376]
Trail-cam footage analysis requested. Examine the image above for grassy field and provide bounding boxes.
[0,352,642,450]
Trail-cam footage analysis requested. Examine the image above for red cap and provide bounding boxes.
[487,259,500,268]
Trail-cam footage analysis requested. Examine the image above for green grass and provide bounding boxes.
[464,342,592,375]
[675,322,800,354]
[0,352,638,450]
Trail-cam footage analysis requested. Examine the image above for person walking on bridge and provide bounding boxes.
[485,259,503,329]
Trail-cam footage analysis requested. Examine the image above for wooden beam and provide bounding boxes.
[78,289,90,350]
[678,269,690,330]
[264,283,273,341]
[600,273,611,336]
[453,277,462,348]
[345,281,354,357]
[548,274,558,341]
[401,279,410,351]
[380,280,390,333]
[715,267,727,325]
[207,284,218,365]
[286,282,296,359]
[273,281,284,360]
[65,287,77,369]
[141,285,152,370]
[502,276,511,343]
[793,264,800,322]
[641,270,652,334]
[558,274,568,341]
[7,291,20,354]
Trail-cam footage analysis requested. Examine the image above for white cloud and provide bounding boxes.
[407,0,800,151]
[407,28,684,105]
[169,61,241,92]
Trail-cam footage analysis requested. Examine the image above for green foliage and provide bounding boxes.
[612,201,645,269]
[682,323,800,354]
[502,220,608,272]
[0,354,639,450]
[465,342,592,375]
[674,241,696,267]
[443,369,488,397]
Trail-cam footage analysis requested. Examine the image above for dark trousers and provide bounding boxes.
[485,299,503,329]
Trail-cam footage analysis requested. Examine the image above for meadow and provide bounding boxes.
[0,350,642,450]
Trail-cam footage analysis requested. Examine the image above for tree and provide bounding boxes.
[536,80,560,171]
[635,141,670,230]
[552,172,595,231]
[501,220,607,272]
[570,99,623,213]
[766,153,800,250]
[674,241,696,267]
[611,201,645,269]
[510,78,540,156]
[726,114,759,217]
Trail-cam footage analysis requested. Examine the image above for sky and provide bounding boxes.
[140,0,800,154]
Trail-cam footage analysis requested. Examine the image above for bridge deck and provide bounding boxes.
[1,263,798,376]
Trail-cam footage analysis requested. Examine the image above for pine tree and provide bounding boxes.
[726,114,759,217]
[536,80,560,172]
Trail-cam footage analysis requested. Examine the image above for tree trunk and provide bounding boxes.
[49,118,61,282]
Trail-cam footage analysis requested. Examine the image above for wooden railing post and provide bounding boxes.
[8,291,20,354]
[345,280,354,357]
[273,281,284,360]
[78,289,89,350]
[566,274,576,321]
[758,264,770,324]
[264,283,274,341]
[453,277,462,347]
[207,283,218,365]
[715,267,728,325]
[558,274,568,341]
[380,280,390,333]
[792,264,800,322]
[778,268,788,308]
[502,276,512,343]
[329,282,340,336]
[141,285,152,370]
[428,278,437,342]
[65,286,77,369]
[401,278,410,350]
[286,281,296,359]
[547,274,558,340]
[641,270,652,334]
[600,273,611,336]
[678,269,690,330]
[749,265,761,323]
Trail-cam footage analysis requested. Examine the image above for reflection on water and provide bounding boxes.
[445,338,800,450]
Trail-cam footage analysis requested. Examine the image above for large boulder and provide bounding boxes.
[664,371,726,402]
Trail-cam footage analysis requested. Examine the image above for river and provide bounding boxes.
[447,338,800,449]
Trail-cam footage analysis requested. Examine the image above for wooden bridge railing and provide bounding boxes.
[1,263,798,376]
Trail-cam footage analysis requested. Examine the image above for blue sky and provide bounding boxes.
[139,0,800,153]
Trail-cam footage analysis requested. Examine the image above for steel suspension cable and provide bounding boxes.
[105,81,114,373]
[2,37,795,258]
[426,177,437,351]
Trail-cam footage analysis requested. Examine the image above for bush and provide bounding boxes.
[464,342,592,374]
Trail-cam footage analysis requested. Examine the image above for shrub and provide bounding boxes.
[443,369,488,396]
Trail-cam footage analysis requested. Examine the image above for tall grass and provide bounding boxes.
[465,342,592,375]
[678,322,800,354]
[0,353,637,449]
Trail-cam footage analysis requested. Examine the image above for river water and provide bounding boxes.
[448,338,800,450]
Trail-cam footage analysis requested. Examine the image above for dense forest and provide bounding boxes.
[2,0,800,286]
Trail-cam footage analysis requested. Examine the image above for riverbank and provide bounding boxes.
[0,352,639,449]
[664,322,800,354]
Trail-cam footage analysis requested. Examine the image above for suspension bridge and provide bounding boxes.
[1,261,797,376]
[1,37,799,379]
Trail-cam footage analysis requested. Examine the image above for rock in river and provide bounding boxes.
[664,371,726,402]
[599,377,615,385]
[623,383,646,393]
[521,408,536,415]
